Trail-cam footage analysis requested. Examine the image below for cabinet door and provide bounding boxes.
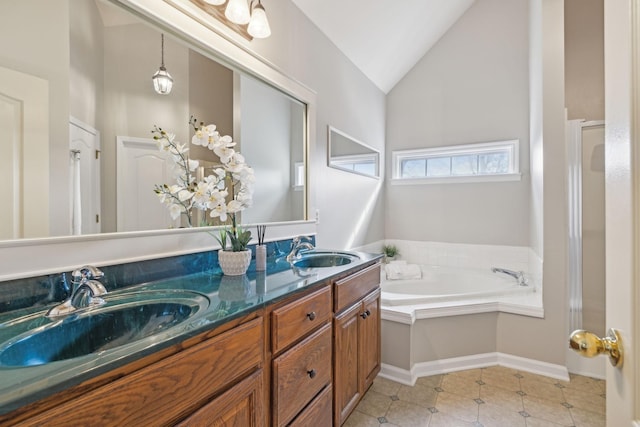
[333,303,361,426]
[176,369,264,427]
[359,289,381,393]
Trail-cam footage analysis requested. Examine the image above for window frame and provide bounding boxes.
[328,152,380,177]
[292,161,305,191]
[391,139,521,185]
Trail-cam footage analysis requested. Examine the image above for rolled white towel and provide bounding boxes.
[384,263,422,280]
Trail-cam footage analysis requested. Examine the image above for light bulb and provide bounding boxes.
[225,0,250,25]
[247,2,271,39]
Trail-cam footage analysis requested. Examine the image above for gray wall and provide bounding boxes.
[382,0,570,369]
[245,3,387,249]
[385,0,531,247]
[497,0,567,366]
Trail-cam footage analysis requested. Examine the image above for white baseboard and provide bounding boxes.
[379,352,570,386]
[565,348,605,379]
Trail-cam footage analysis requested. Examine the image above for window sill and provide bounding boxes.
[390,173,522,186]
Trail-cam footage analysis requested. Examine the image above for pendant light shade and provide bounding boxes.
[225,0,251,25]
[152,34,173,95]
[247,1,271,39]
[204,0,226,4]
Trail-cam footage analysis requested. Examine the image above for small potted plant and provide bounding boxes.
[216,225,253,276]
[382,244,399,263]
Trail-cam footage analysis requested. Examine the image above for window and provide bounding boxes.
[329,153,379,177]
[392,140,520,184]
[293,161,305,190]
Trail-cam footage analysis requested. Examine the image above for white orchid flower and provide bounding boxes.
[235,192,252,208]
[169,143,189,156]
[192,182,210,204]
[209,204,228,222]
[191,125,214,146]
[173,188,193,202]
[167,184,183,194]
[226,199,244,213]
[214,146,235,164]
[187,159,199,171]
[218,135,235,147]
[208,188,228,204]
[168,203,185,220]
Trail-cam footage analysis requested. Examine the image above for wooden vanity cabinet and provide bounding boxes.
[333,263,381,426]
[14,316,265,427]
[270,285,333,427]
[8,261,383,427]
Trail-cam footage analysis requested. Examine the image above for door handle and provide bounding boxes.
[569,328,623,367]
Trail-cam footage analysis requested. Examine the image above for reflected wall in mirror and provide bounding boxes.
[0,0,306,241]
[328,126,380,178]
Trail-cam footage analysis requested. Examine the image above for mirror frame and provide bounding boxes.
[0,0,317,251]
[327,125,380,179]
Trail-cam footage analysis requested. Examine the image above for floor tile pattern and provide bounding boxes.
[344,368,605,427]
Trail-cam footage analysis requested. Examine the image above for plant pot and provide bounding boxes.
[218,249,252,276]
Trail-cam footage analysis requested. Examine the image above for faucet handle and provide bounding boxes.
[71,265,104,284]
[292,235,313,245]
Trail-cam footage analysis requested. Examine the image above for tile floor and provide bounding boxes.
[344,367,605,427]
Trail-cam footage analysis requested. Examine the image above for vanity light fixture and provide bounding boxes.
[152,34,173,95]
[195,0,271,39]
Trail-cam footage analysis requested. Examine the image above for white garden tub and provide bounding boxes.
[381,265,531,306]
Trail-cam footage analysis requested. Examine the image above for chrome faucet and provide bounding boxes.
[46,265,108,318]
[286,236,315,263]
[491,267,528,286]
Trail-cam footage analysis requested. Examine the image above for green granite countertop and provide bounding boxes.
[0,251,381,415]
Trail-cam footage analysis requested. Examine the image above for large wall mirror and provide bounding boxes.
[0,0,308,242]
[328,126,380,179]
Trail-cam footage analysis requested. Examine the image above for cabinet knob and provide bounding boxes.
[307,311,316,321]
[307,369,317,379]
[360,310,371,319]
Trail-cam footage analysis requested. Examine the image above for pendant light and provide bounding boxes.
[247,0,271,39]
[152,34,173,95]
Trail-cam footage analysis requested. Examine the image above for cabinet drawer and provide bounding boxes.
[21,318,264,427]
[334,263,381,313]
[289,385,332,427]
[272,323,332,427]
[272,285,331,354]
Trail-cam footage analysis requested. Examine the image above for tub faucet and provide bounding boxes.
[491,267,528,286]
[286,236,314,263]
[46,265,108,318]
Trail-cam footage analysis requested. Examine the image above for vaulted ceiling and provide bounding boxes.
[291,0,476,93]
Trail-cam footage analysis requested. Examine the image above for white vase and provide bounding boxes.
[218,249,252,276]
